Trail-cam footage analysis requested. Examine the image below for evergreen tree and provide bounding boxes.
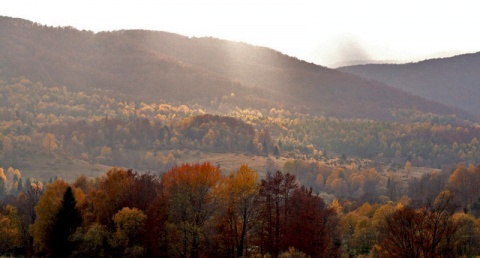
[50,186,82,258]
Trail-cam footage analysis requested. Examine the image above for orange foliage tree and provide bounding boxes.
[30,180,84,256]
[161,162,223,258]
[215,164,258,257]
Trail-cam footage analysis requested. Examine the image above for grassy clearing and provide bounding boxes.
[14,152,110,183]
[14,150,439,184]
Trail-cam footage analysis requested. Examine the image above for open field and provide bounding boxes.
[14,151,288,183]
[14,152,111,182]
[14,149,439,184]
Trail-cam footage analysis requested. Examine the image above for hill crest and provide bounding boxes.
[338,52,480,117]
[0,16,473,121]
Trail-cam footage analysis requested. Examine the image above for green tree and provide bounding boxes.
[70,223,110,258]
[111,207,147,257]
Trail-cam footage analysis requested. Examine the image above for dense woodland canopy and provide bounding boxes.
[1,78,479,175]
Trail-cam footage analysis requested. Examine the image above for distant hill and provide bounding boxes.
[0,16,472,121]
[338,52,480,117]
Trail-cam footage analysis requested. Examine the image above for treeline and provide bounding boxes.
[0,164,340,257]
[282,158,480,213]
[231,107,480,167]
[3,163,480,257]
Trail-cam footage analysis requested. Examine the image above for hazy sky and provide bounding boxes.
[3,0,479,67]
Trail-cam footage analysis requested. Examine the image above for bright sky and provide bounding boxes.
[3,0,480,67]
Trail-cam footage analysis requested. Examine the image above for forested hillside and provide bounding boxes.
[338,52,480,117]
[0,16,472,121]
[2,78,480,179]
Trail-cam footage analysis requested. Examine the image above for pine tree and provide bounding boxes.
[50,186,81,258]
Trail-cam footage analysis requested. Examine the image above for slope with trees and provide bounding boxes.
[338,52,480,117]
[0,16,472,121]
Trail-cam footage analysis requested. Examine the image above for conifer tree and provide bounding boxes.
[50,186,82,258]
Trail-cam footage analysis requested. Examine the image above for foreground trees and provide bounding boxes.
[50,187,82,258]
[4,163,480,257]
[30,180,84,256]
[375,191,458,258]
[255,171,341,257]
[162,162,223,258]
[214,164,258,257]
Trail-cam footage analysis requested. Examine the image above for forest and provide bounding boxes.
[3,162,480,257]
[1,77,480,257]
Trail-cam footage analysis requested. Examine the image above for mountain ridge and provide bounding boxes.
[0,16,474,121]
[338,52,480,117]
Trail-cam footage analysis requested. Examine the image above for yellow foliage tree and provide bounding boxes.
[89,167,135,227]
[30,180,84,255]
[111,207,147,258]
[218,164,258,257]
[0,168,6,197]
[0,205,22,253]
[42,133,58,154]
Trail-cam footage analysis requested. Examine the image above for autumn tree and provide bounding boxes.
[0,205,22,254]
[375,206,424,257]
[16,184,43,256]
[69,223,110,258]
[111,207,147,257]
[255,170,298,257]
[162,162,223,258]
[284,186,341,257]
[448,164,480,208]
[376,191,458,258]
[0,168,6,199]
[145,193,169,258]
[340,211,362,256]
[30,180,84,256]
[42,133,58,154]
[88,167,136,228]
[215,164,258,257]
[452,213,480,256]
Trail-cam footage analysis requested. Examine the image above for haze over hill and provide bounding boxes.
[338,52,480,117]
[0,16,472,121]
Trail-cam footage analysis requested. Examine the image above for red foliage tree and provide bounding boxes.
[285,186,341,257]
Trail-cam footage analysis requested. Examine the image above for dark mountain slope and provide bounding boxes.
[0,16,472,121]
[338,52,480,116]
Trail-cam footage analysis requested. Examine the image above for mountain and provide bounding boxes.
[0,16,472,121]
[338,52,480,117]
